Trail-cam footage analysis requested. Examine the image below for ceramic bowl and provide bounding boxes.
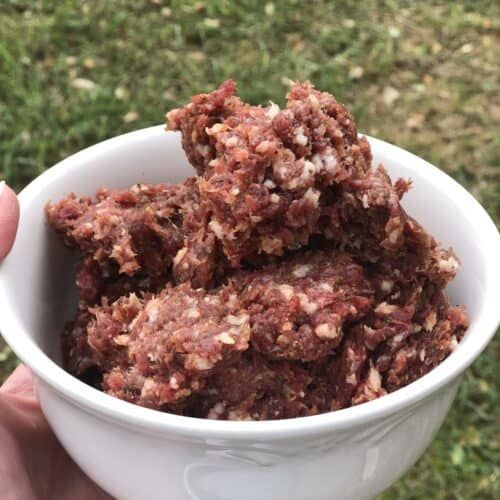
[1,126,499,500]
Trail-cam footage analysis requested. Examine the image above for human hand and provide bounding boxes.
[0,181,111,500]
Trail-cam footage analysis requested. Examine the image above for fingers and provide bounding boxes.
[0,181,20,262]
[0,365,35,398]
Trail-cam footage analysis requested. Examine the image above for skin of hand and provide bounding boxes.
[0,182,111,500]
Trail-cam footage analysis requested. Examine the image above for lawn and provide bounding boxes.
[0,1,498,498]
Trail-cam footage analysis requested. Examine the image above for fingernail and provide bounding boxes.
[0,180,5,198]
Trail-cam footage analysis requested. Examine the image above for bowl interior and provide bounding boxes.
[0,127,496,388]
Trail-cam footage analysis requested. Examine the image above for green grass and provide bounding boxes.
[0,1,498,498]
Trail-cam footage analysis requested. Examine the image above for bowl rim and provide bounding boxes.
[1,125,499,440]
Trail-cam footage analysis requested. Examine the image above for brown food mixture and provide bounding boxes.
[47,81,468,420]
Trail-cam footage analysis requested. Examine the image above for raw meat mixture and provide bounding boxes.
[47,81,468,420]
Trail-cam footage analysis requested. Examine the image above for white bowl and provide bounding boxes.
[0,126,499,500]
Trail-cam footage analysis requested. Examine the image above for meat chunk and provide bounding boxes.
[97,284,250,409]
[167,80,373,265]
[62,292,148,377]
[74,256,169,306]
[377,293,468,392]
[62,308,98,378]
[47,178,227,289]
[187,352,316,420]
[46,181,192,275]
[235,249,374,361]
[321,165,410,257]
[165,80,241,174]
[329,285,467,410]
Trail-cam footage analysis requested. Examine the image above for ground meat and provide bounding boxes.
[322,165,410,257]
[46,181,190,275]
[50,80,469,420]
[167,80,373,266]
[62,308,98,378]
[46,178,228,289]
[328,285,468,411]
[377,293,468,392]
[165,80,241,174]
[60,246,466,418]
[186,351,315,420]
[99,284,250,409]
[234,249,374,361]
[75,256,170,306]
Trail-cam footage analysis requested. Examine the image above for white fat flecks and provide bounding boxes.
[294,126,308,146]
[374,302,398,315]
[206,123,226,135]
[292,264,311,278]
[303,160,316,179]
[276,284,295,300]
[256,140,276,154]
[208,219,225,239]
[450,335,458,350]
[227,293,239,308]
[362,194,369,209]
[380,280,394,293]
[423,311,437,332]
[141,378,156,397]
[314,323,339,340]
[438,256,459,274]
[169,376,180,390]
[195,144,211,156]
[113,334,130,346]
[186,354,214,371]
[173,247,188,267]
[307,94,320,109]
[298,293,318,314]
[311,150,337,175]
[186,307,201,319]
[303,187,320,207]
[226,313,250,326]
[318,282,334,292]
[217,331,236,345]
[267,102,280,120]
[392,334,405,345]
[388,227,402,245]
[145,299,161,324]
[224,136,239,148]
[285,160,317,190]
[366,366,382,392]
[207,402,226,419]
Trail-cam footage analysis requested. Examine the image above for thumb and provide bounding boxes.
[0,364,35,398]
[0,181,20,262]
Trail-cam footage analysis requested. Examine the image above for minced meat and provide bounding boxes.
[167,81,373,266]
[48,80,468,420]
[60,247,467,417]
